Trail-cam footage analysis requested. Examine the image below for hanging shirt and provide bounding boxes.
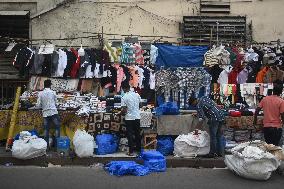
[149,72,155,90]
[256,67,269,83]
[217,66,232,84]
[150,45,158,64]
[36,88,58,117]
[70,49,81,78]
[55,49,67,77]
[237,68,248,84]
[121,91,141,120]
[197,96,224,122]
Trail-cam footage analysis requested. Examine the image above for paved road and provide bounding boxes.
[0,167,283,189]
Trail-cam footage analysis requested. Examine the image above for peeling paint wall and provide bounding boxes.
[1,0,284,45]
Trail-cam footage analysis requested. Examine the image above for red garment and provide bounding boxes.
[70,48,80,78]
[229,111,241,117]
[228,69,241,84]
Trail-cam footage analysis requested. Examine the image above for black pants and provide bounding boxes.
[125,119,141,153]
[263,127,282,146]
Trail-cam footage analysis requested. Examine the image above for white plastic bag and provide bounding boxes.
[225,141,280,180]
[73,129,94,158]
[174,130,210,158]
[12,135,47,160]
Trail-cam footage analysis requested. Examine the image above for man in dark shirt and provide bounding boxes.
[189,96,225,158]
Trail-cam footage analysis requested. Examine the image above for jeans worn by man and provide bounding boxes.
[208,119,224,156]
[43,114,61,148]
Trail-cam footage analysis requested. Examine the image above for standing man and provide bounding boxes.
[37,79,61,149]
[117,82,142,156]
[188,95,225,158]
[254,83,284,146]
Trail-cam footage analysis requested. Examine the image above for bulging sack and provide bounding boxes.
[95,134,118,155]
[140,150,166,172]
[157,137,174,156]
[73,129,94,158]
[225,141,280,180]
[174,130,210,158]
[12,132,47,159]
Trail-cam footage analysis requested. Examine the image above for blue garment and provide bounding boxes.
[208,119,224,155]
[197,96,224,121]
[43,114,61,148]
[156,45,208,68]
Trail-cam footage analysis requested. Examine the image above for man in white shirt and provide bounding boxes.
[117,82,142,156]
[37,79,61,149]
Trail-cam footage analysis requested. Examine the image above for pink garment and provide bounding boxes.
[129,66,139,88]
[114,64,125,92]
[134,43,144,65]
[259,95,284,128]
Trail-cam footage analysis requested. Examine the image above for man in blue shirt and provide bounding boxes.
[188,95,225,158]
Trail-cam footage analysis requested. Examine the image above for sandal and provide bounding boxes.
[127,152,134,156]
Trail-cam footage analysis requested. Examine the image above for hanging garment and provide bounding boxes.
[133,43,145,65]
[121,42,135,64]
[63,49,77,78]
[150,45,158,65]
[237,68,248,84]
[136,66,144,89]
[208,65,223,84]
[149,72,155,90]
[256,67,269,83]
[129,66,139,88]
[30,49,45,75]
[70,48,81,78]
[143,49,150,65]
[263,68,277,83]
[13,46,33,78]
[217,66,232,84]
[51,51,59,77]
[55,49,67,77]
[41,54,52,77]
[114,64,125,93]
[104,42,118,63]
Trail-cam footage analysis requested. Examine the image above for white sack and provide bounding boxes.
[174,130,210,158]
[225,141,280,180]
[73,129,94,158]
[12,135,47,160]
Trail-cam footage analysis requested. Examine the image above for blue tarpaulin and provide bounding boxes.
[155,45,208,68]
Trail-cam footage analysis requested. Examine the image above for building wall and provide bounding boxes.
[0,0,284,45]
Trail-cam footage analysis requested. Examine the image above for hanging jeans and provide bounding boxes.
[125,119,141,154]
[43,114,61,148]
[263,127,282,146]
[208,119,224,156]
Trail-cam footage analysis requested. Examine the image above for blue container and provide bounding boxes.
[57,136,70,156]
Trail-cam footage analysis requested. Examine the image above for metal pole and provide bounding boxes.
[216,21,219,46]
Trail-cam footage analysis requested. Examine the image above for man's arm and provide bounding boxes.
[36,93,42,108]
[281,113,284,125]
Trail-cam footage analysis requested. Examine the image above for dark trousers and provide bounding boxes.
[208,120,224,155]
[43,114,61,148]
[125,119,141,153]
[263,127,282,146]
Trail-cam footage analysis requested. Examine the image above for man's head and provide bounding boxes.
[44,79,52,88]
[273,80,283,96]
[188,96,198,106]
[121,81,130,92]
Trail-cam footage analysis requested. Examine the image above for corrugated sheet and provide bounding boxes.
[182,16,246,45]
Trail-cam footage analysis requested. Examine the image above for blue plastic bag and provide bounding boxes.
[155,102,180,116]
[157,137,174,156]
[14,130,39,140]
[95,134,118,155]
[140,150,166,172]
[105,161,150,176]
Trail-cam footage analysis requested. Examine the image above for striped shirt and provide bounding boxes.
[197,96,224,121]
